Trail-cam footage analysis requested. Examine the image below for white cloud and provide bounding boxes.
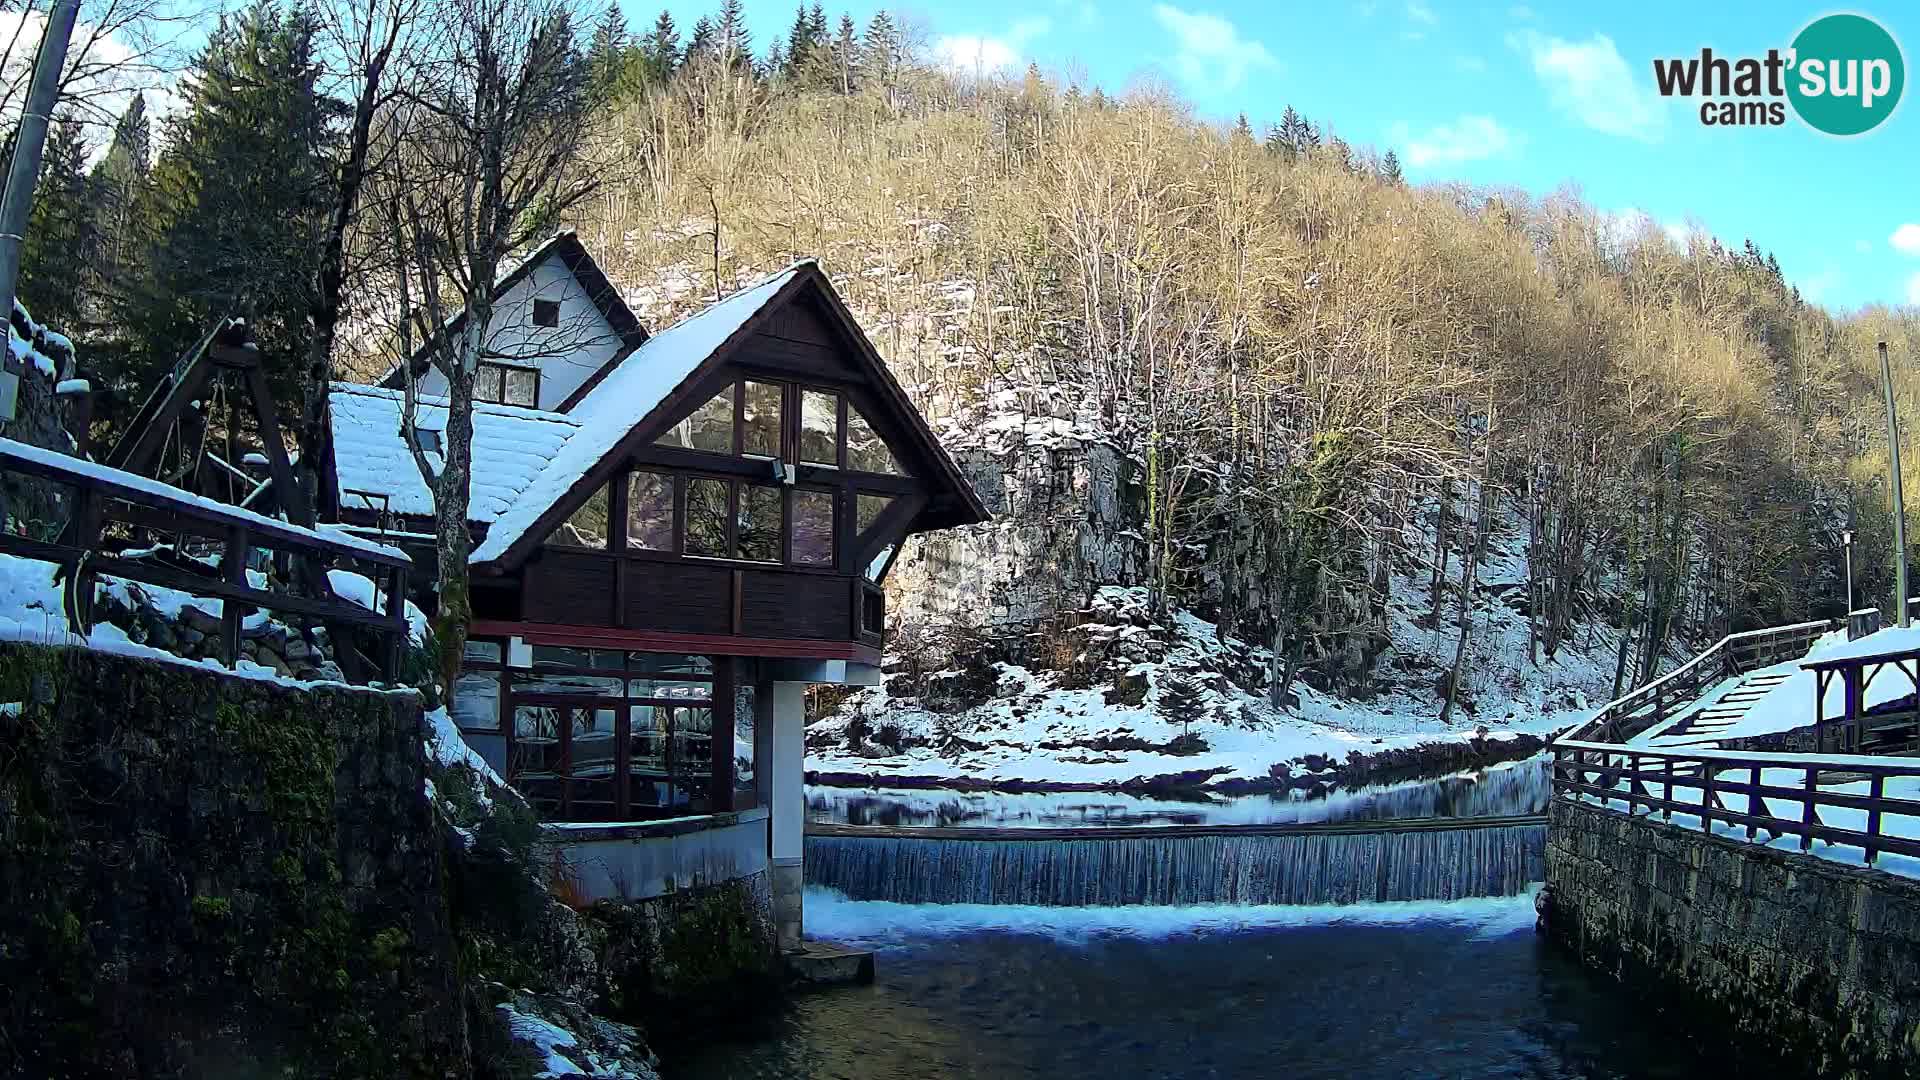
[934,18,1053,76]
[0,9,177,161]
[1509,30,1667,141]
[1399,115,1518,168]
[1600,208,1690,251]
[1406,1,1438,25]
[1151,5,1279,95]
[1909,271,1920,306]
[1893,224,1920,256]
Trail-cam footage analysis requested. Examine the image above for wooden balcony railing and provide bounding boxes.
[0,436,411,682]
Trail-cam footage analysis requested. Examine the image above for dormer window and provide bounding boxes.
[532,298,560,327]
[654,379,908,477]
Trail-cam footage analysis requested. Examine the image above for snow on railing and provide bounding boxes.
[0,437,412,682]
[1553,737,1920,870]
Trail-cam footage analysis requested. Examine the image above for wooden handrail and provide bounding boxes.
[1568,619,1834,744]
[0,440,410,683]
[1552,739,1920,866]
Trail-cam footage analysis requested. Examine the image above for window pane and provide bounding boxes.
[570,707,618,779]
[793,490,834,566]
[685,478,730,556]
[800,390,838,467]
[475,364,504,404]
[656,384,735,452]
[452,670,501,731]
[504,367,537,407]
[546,484,609,548]
[627,471,674,551]
[531,644,623,670]
[742,381,782,458]
[857,493,895,536]
[733,681,756,798]
[848,407,905,474]
[866,541,896,583]
[737,484,782,562]
[463,639,503,664]
[630,678,713,702]
[512,670,624,696]
[628,653,713,676]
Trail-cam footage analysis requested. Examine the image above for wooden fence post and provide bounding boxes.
[220,524,252,665]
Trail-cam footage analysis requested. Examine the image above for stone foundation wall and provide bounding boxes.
[0,641,464,1079]
[1545,797,1920,1077]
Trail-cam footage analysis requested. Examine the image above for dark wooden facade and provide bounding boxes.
[470,273,983,664]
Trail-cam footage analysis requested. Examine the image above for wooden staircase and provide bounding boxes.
[1652,669,1797,748]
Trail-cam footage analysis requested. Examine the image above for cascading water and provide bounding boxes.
[805,821,1544,906]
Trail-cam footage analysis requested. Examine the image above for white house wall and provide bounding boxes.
[415,255,625,411]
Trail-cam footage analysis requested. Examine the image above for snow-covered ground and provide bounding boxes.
[809,514,1634,791]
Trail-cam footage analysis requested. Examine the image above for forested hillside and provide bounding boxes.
[24,0,1920,722]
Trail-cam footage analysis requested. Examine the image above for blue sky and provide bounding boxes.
[642,0,1920,312]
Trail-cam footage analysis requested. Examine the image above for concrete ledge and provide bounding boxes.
[544,807,771,903]
[784,940,875,988]
[540,805,769,844]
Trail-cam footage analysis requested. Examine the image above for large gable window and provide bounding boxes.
[800,390,838,467]
[685,477,729,557]
[627,471,673,551]
[547,483,609,548]
[742,381,783,458]
[657,385,734,453]
[847,406,905,475]
[792,490,834,566]
[737,484,782,562]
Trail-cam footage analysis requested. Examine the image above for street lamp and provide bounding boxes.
[1843,527,1856,618]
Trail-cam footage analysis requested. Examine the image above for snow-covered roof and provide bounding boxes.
[468,261,810,563]
[328,383,580,524]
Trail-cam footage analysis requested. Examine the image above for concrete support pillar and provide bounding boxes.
[767,680,806,952]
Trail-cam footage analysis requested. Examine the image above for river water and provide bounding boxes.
[670,890,1754,1080]
[803,755,1552,829]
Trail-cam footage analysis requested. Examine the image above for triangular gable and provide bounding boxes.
[469,260,987,571]
[379,231,649,389]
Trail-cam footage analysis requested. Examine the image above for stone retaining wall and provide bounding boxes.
[1545,797,1920,1078]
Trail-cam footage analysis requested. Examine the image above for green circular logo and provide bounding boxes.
[1787,13,1905,136]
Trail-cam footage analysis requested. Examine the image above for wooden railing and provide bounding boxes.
[1553,738,1920,866]
[1567,619,1835,744]
[0,437,411,682]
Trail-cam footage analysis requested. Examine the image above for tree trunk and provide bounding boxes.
[1439,406,1495,727]
[295,56,388,527]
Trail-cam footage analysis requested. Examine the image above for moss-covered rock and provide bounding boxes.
[0,641,466,1078]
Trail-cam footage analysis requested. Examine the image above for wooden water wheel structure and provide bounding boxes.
[91,318,381,680]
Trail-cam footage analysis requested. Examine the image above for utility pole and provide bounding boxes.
[1881,340,1909,628]
[0,0,83,421]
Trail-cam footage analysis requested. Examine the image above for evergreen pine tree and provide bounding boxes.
[642,10,680,80]
[1379,149,1404,185]
[1232,112,1252,140]
[586,3,629,98]
[784,3,816,72]
[715,0,751,67]
[764,34,786,77]
[86,93,151,329]
[16,116,95,333]
[833,12,858,92]
[1275,105,1303,159]
[862,9,899,84]
[1158,673,1207,747]
[684,16,715,66]
[113,0,341,403]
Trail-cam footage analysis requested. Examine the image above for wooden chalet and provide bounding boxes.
[322,236,987,945]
